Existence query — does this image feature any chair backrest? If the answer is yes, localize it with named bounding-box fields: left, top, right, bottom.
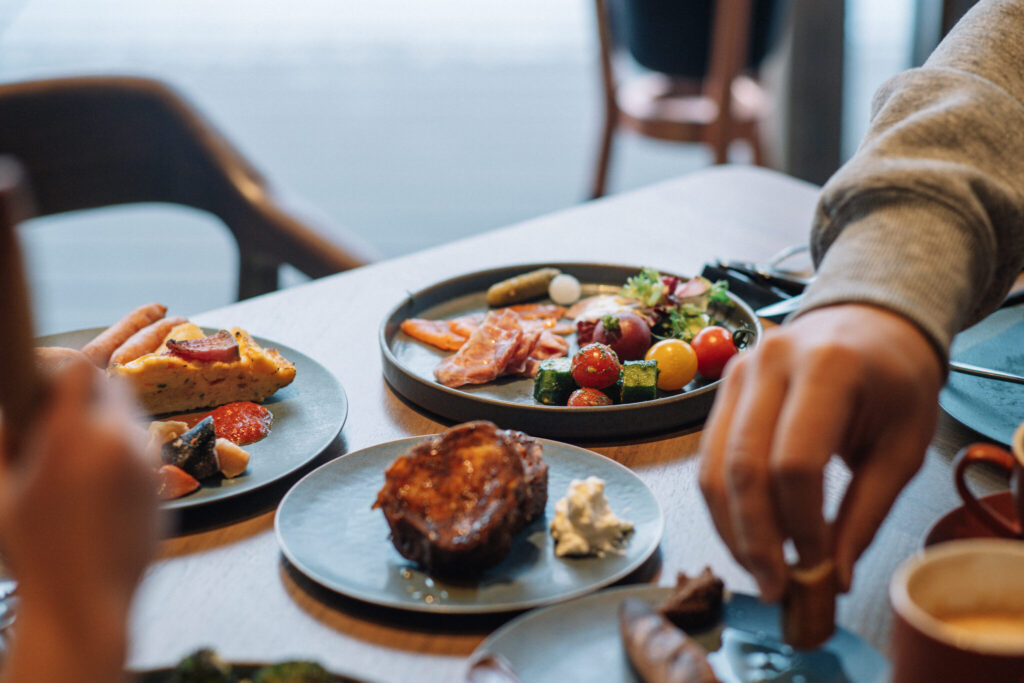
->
left=0, top=75, right=376, bottom=299
left=613, top=0, right=780, bottom=79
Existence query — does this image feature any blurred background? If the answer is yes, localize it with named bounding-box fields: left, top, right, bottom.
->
left=1, top=0, right=945, bottom=334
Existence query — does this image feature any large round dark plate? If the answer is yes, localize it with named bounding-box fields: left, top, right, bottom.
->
left=275, top=435, right=663, bottom=614
left=39, top=328, right=348, bottom=510
left=469, top=584, right=889, bottom=682
left=379, top=263, right=762, bottom=440
left=941, top=303, right=1024, bottom=445
left=133, top=663, right=365, bottom=682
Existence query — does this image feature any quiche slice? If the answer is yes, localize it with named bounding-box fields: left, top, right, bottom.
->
left=108, top=323, right=296, bottom=414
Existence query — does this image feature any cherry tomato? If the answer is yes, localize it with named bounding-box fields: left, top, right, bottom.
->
left=570, top=343, right=621, bottom=389
left=567, top=387, right=613, bottom=407
left=691, top=326, right=737, bottom=380
left=644, top=339, right=697, bottom=391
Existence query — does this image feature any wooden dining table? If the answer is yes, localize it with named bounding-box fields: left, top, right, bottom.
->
left=127, top=165, right=1006, bottom=682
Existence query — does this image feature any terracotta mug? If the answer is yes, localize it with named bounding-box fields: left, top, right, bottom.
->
left=890, top=539, right=1024, bottom=682
left=953, top=422, right=1024, bottom=538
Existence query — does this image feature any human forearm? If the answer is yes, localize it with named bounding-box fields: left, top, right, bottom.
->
left=804, top=0, right=1024, bottom=354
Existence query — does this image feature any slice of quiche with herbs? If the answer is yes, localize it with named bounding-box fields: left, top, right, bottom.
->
left=108, top=323, right=296, bottom=414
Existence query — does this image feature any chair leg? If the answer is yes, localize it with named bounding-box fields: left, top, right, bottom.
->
left=750, top=131, right=765, bottom=166
left=589, top=116, right=615, bottom=200
left=237, top=252, right=280, bottom=300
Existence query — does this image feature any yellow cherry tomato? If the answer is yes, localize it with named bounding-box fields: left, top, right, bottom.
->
left=644, top=339, right=698, bottom=391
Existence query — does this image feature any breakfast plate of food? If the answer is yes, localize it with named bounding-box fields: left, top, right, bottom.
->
left=37, top=304, right=348, bottom=510
left=274, top=422, right=663, bottom=614
left=468, top=580, right=889, bottom=682
left=379, top=263, right=761, bottom=440
left=940, top=302, right=1024, bottom=446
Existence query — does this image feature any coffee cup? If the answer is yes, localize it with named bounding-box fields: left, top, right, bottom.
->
left=953, top=422, right=1024, bottom=538
left=890, top=539, right=1024, bottom=682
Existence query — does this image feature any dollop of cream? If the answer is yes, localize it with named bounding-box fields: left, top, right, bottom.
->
left=550, top=476, right=634, bottom=557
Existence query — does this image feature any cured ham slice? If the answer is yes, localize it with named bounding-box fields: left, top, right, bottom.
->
left=434, top=310, right=523, bottom=387
left=433, top=309, right=569, bottom=387
left=401, top=319, right=467, bottom=351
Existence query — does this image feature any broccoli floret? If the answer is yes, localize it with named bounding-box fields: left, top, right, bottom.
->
left=251, top=661, right=331, bottom=683
left=171, top=648, right=235, bottom=683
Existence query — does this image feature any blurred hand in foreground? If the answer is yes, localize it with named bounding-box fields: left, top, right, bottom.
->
left=0, top=360, right=159, bottom=683
left=699, top=303, right=944, bottom=601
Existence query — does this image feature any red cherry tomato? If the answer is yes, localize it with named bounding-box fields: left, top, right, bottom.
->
left=567, top=387, right=613, bottom=407
left=691, top=326, right=737, bottom=380
left=570, top=343, right=621, bottom=389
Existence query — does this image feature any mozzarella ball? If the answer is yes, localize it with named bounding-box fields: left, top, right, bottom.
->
left=548, top=274, right=582, bottom=305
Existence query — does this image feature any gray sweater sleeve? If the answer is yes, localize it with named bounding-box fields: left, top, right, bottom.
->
left=797, top=0, right=1024, bottom=360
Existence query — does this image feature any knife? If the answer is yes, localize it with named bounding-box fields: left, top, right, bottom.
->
left=950, top=361, right=1024, bottom=385
left=755, top=294, right=805, bottom=319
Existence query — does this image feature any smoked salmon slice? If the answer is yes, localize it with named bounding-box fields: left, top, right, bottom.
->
left=401, top=318, right=467, bottom=351
left=506, top=304, right=566, bottom=320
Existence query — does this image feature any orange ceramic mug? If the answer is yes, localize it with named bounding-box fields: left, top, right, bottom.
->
left=953, top=422, right=1024, bottom=538
left=889, top=539, right=1024, bottom=683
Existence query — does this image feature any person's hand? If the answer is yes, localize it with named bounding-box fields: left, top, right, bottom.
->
left=0, top=360, right=159, bottom=683
left=698, top=303, right=944, bottom=601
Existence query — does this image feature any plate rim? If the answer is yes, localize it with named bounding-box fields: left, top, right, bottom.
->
left=274, top=433, right=665, bottom=615
left=377, top=262, right=762, bottom=438
left=37, top=326, right=348, bottom=510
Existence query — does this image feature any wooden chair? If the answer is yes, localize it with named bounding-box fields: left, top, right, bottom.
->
left=591, top=0, right=772, bottom=198
left=0, top=75, right=377, bottom=300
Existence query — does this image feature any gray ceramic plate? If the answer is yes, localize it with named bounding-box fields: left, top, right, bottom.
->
left=470, top=584, right=889, bottom=682
left=274, top=435, right=663, bottom=614
left=940, top=304, right=1024, bottom=445
left=38, top=327, right=348, bottom=510
left=379, top=263, right=762, bottom=441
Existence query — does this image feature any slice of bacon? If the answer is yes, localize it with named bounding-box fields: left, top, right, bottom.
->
left=434, top=310, right=523, bottom=387
left=166, top=330, right=240, bottom=362
left=401, top=318, right=467, bottom=351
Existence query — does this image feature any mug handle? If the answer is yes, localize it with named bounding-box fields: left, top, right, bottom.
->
left=953, top=443, right=1022, bottom=537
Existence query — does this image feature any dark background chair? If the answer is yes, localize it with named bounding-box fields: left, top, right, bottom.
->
left=0, top=75, right=377, bottom=301
left=591, top=0, right=785, bottom=198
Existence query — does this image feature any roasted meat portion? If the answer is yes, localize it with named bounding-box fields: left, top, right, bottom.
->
left=373, top=421, right=548, bottom=576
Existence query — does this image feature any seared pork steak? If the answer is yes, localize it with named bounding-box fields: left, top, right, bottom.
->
left=373, top=421, right=548, bottom=576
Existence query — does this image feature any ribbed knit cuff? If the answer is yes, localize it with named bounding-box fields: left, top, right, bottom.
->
left=794, top=198, right=987, bottom=365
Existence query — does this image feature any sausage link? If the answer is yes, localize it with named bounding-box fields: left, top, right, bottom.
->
left=109, top=315, right=187, bottom=366
left=81, top=302, right=167, bottom=367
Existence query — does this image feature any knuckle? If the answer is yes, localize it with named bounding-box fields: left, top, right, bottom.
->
left=771, top=452, right=818, bottom=489
left=725, top=449, right=768, bottom=494
left=758, top=334, right=791, bottom=360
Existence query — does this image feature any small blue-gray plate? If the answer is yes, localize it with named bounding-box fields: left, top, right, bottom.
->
left=38, top=327, right=347, bottom=511
left=470, top=584, right=889, bottom=682
left=274, top=436, right=663, bottom=614
left=941, top=304, right=1024, bottom=445
left=379, top=263, right=762, bottom=441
